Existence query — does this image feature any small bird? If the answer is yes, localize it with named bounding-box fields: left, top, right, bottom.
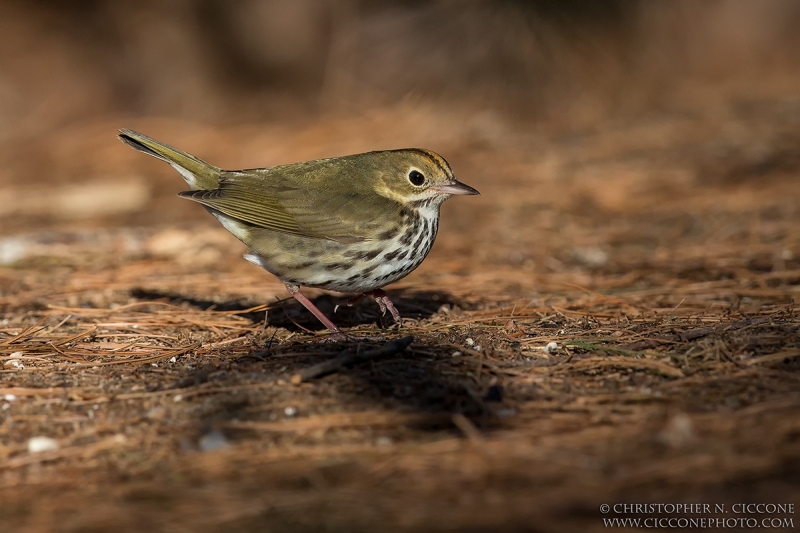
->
left=118, top=129, right=479, bottom=338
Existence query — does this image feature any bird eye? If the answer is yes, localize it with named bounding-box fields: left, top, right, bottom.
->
left=408, top=170, right=425, bottom=186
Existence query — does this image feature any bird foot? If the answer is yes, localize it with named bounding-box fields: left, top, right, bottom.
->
left=285, top=283, right=402, bottom=340
left=333, top=291, right=402, bottom=326
left=369, top=290, right=403, bottom=325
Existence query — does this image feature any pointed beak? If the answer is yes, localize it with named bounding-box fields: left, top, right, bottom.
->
left=432, top=180, right=480, bottom=196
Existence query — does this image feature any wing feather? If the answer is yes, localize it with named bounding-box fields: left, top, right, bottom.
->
left=178, top=158, right=400, bottom=244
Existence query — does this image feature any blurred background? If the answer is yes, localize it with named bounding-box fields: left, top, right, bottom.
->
left=2, top=4, right=800, bottom=531
left=1, top=0, right=800, bottom=270
left=2, top=0, right=799, bottom=127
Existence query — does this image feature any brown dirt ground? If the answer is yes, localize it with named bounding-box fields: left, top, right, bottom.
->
left=1, top=95, right=800, bottom=532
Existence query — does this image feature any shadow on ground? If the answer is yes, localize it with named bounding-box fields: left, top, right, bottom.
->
left=129, top=287, right=487, bottom=440
left=130, top=287, right=460, bottom=331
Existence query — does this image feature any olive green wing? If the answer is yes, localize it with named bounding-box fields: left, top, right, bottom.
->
left=178, top=160, right=400, bottom=244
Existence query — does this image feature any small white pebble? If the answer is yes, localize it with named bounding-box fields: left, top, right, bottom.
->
left=146, top=406, right=166, bottom=419
left=168, top=356, right=177, bottom=363
left=198, top=429, right=229, bottom=452
left=28, top=436, right=59, bottom=453
left=284, top=406, right=297, bottom=417
left=150, top=363, right=158, bottom=368
left=1, top=403, right=9, bottom=411
left=10, top=351, right=23, bottom=358
left=5, top=359, right=24, bottom=370
left=132, top=324, right=139, bottom=329
left=474, top=345, right=482, bottom=351
left=376, top=436, right=393, bottom=446
left=544, top=341, right=558, bottom=354
left=173, top=394, right=183, bottom=402
left=4, top=394, right=17, bottom=402
left=465, top=338, right=475, bottom=346
left=659, top=413, right=694, bottom=448
left=452, top=351, right=462, bottom=357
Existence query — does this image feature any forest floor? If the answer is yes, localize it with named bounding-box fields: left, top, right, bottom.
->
left=1, top=93, right=799, bottom=532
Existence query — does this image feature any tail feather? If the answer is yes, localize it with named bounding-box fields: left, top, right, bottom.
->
left=118, top=129, right=220, bottom=190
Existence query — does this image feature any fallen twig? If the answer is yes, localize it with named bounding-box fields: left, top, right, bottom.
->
left=745, top=349, right=800, bottom=366
left=558, top=356, right=685, bottom=378
left=291, top=336, right=414, bottom=383
left=623, top=317, right=771, bottom=351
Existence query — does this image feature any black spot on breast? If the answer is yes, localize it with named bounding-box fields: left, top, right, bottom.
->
left=384, top=249, right=401, bottom=261
left=326, top=261, right=355, bottom=271
left=409, top=198, right=435, bottom=209
left=292, top=261, right=316, bottom=269
left=411, top=230, right=426, bottom=252
left=400, top=224, right=416, bottom=246
left=399, top=214, right=422, bottom=246
left=345, top=249, right=381, bottom=261
left=364, top=249, right=381, bottom=261
left=377, top=265, right=411, bottom=282
left=360, top=264, right=378, bottom=277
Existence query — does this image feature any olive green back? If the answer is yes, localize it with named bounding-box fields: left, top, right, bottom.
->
left=181, top=154, right=405, bottom=244
left=118, top=129, right=431, bottom=244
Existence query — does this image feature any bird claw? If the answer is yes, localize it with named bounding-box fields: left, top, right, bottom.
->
left=337, top=294, right=365, bottom=314
left=369, top=290, right=402, bottom=325
left=326, top=290, right=404, bottom=333
left=386, top=302, right=402, bottom=325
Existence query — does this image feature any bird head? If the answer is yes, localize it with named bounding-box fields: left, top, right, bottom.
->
left=372, top=148, right=479, bottom=206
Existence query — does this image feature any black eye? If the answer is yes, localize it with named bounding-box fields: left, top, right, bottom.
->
left=408, top=170, right=425, bottom=186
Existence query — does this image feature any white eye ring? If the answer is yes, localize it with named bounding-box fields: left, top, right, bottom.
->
left=408, top=169, right=425, bottom=186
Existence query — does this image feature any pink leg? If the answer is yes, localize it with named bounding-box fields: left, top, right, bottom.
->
left=370, top=289, right=402, bottom=325
left=284, top=283, right=342, bottom=334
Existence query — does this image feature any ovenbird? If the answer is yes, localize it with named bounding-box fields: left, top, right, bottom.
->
left=118, top=129, right=478, bottom=337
